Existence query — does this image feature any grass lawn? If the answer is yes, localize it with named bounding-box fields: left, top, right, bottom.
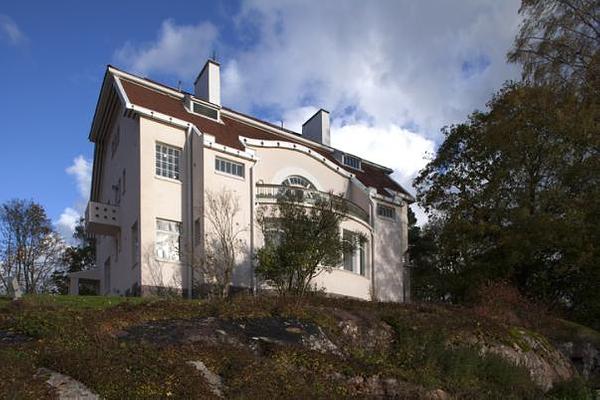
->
left=17, top=294, right=150, bottom=309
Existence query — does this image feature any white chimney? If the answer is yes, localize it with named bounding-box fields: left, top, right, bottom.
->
left=194, top=59, right=221, bottom=106
left=302, top=109, right=330, bottom=146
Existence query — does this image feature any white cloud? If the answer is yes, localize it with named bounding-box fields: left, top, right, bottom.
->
left=223, top=0, right=521, bottom=137
left=56, top=207, right=80, bottom=241
left=66, top=155, right=92, bottom=199
left=57, top=156, right=92, bottom=241
left=114, top=19, right=218, bottom=81
left=0, top=14, right=26, bottom=45
left=331, top=122, right=435, bottom=192
left=113, top=1, right=523, bottom=223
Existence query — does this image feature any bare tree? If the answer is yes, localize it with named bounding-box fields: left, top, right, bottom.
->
left=143, top=243, right=184, bottom=297
left=197, top=189, right=246, bottom=298
left=0, top=199, right=65, bottom=294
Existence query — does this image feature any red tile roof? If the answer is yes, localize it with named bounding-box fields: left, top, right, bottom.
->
left=119, top=77, right=410, bottom=198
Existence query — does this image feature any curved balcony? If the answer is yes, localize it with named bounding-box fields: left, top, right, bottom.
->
left=255, top=184, right=369, bottom=223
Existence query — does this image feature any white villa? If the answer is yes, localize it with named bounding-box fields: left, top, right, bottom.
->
left=68, top=60, right=414, bottom=302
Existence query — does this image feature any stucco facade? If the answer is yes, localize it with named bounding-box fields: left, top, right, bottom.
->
left=71, top=61, right=414, bottom=302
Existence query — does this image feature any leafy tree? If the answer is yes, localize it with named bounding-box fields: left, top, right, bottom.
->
left=0, top=199, right=65, bottom=294
left=407, top=210, right=446, bottom=302
left=256, top=190, right=358, bottom=297
left=52, top=218, right=96, bottom=294
left=414, top=82, right=600, bottom=328
left=508, top=0, right=599, bottom=93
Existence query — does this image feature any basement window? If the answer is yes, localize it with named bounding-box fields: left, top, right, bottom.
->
left=192, top=101, right=219, bottom=120
left=343, top=154, right=361, bottom=170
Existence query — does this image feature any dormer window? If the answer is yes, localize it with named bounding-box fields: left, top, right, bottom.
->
left=192, top=101, right=219, bottom=120
left=343, top=154, right=361, bottom=170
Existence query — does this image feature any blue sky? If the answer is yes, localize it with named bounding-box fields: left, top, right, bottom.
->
left=0, top=1, right=241, bottom=236
left=0, top=0, right=521, bottom=236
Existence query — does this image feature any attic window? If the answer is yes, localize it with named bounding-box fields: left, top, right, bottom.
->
left=192, top=101, right=219, bottom=120
left=343, top=154, right=361, bottom=170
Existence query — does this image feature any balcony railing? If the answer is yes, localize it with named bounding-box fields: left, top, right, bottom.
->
left=85, top=201, right=120, bottom=236
left=255, top=184, right=369, bottom=223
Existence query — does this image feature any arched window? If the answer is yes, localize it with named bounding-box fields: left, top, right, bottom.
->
left=279, top=175, right=317, bottom=201
left=281, top=175, right=315, bottom=189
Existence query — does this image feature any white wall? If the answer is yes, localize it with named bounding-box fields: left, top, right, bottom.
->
left=95, top=112, right=141, bottom=296
left=201, top=148, right=255, bottom=289
left=138, top=117, right=189, bottom=293
left=94, top=109, right=408, bottom=302
left=372, top=201, right=408, bottom=302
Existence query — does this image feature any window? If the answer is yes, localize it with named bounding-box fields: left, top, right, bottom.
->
left=131, top=221, right=139, bottom=268
left=155, top=218, right=181, bottom=261
left=192, top=102, right=219, bottom=120
left=262, top=217, right=283, bottom=246
left=282, top=175, right=315, bottom=189
left=111, top=126, right=120, bottom=158
left=194, top=218, right=201, bottom=246
left=377, top=204, right=396, bottom=220
left=114, top=179, right=121, bottom=205
left=155, top=143, right=181, bottom=180
left=104, top=257, right=111, bottom=295
left=343, top=154, right=361, bottom=170
left=343, top=230, right=368, bottom=275
left=114, top=233, right=120, bottom=262
left=343, top=230, right=355, bottom=272
left=215, top=156, right=244, bottom=178
left=359, top=241, right=366, bottom=276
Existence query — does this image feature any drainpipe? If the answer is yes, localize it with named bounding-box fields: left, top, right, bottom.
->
left=369, top=193, right=376, bottom=301
left=187, top=125, right=194, bottom=299
left=249, top=164, right=256, bottom=294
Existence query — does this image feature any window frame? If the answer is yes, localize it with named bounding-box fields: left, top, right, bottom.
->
left=342, top=154, right=361, bottom=170
left=155, top=218, right=181, bottom=262
left=343, top=230, right=355, bottom=272
left=342, top=230, right=368, bottom=276
left=376, top=203, right=396, bottom=220
left=111, top=126, right=120, bottom=159
left=215, top=156, right=245, bottom=178
left=131, top=221, right=139, bottom=269
left=191, top=101, right=220, bottom=121
left=281, top=175, right=315, bottom=189
left=155, top=143, right=181, bottom=181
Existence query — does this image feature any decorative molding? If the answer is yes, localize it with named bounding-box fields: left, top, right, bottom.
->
left=239, top=136, right=354, bottom=179
left=204, top=134, right=258, bottom=161
left=371, top=192, right=405, bottom=206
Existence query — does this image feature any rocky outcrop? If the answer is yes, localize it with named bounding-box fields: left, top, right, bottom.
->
left=35, top=368, right=100, bottom=400
left=331, top=308, right=394, bottom=354
left=187, top=360, right=225, bottom=398
left=122, top=316, right=340, bottom=356
left=557, top=340, right=600, bottom=383
left=473, top=328, right=576, bottom=392
left=119, top=311, right=590, bottom=395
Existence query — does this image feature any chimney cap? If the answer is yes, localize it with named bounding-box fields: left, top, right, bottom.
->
left=301, top=108, right=330, bottom=127
left=194, top=59, right=221, bottom=85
